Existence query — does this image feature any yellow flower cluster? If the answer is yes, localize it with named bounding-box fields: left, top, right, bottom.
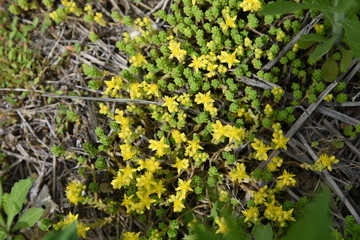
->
left=65, top=180, right=86, bottom=205
left=129, top=53, right=148, bottom=67
left=302, top=153, right=339, bottom=172
left=104, top=75, right=123, bottom=97
left=162, top=96, right=179, bottom=113
left=112, top=160, right=166, bottom=214
left=61, top=0, right=82, bottom=16
left=264, top=201, right=295, bottom=227
left=187, top=51, right=232, bottom=78
left=128, top=82, right=160, bottom=99
left=168, top=179, right=193, bottom=212
left=229, top=163, right=250, bottom=183
left=211, top=120, right=246, bottom=143
left=54, top=213, right=90, bottom=238
left=240, top=0, right=262, bottom=12
left=194, top=91, right=218, bottom=117
left=94, top=12, right=107, bottom=26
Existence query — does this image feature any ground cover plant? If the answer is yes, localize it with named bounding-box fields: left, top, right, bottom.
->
left=0, top=0, right=360, bottom=239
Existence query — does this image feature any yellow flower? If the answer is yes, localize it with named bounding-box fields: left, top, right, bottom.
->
left=267, top=156, right=283, bottom=172
left=317, top=153, right=339, bottom=171
left=225, top=14, right=237, bottom=28
left=122, top=232, right=141, bottom=240
left=176, top=179, right=193, bottom=199
left=65, top=180, right=85, bottom=205
left=188, top=55, right=207, bottom=72
left=99, top=103, right=110, bottom=115
left=171, top=130, right=187, bottom=144
left=272, top=130, right=290, bottom=150
left=185, top=139, right=203, bottom=157
left=229, top=163, right=250, bottom=183
left=138, top=157, right=161, bottom=173
left=148, top=137, right=170, bottom=157
left=77, top=222, right=90, bottom=238
left=151, top=179, right=166, bottom=198
left=264, top=104, right=273, bottom=116
left=242, top=206, right=259, bottom=223
left=104, top=75, right=123, bottom=96
left=129, top=53, right=148, bottom=67
left=215, top=217, right=229, bottom=234
left=120, top=143, right=136, bottom=160
left=277, top=170, right=296, bottom=188
left=324, top=94, right=333, bottom=102
left=137, top=193, right=156, bottom=210
left=162, top=96, right=179, bottom=113
left=94, top=12, right=106, bottom=26
left=194, top=91, right=215, bottom=105
left=168, top=194, right=186, bottom=212
left=168, top=40, right=187, bottom=62
left=240, top=0, right=262, bottom=12
left=172, top=157, right=190, bottom=174
left=136, top=172, right=155, bottom=191
left=253, top=186, right=268, bottom=205
left=251, top=138, right=272, bottom=161
left=217, top=51, right=240, bottom=69
left=211, top=120, right=227, bottom=142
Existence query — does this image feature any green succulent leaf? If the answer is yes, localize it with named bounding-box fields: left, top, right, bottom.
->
left=12, top=207, right=44, bottom=231
left=309, top=36, right=337, bottom=62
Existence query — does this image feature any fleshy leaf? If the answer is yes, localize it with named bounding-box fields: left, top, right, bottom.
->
left=339, top=47, right=354, bottom=72
left=300, top=33, right=327, bottom=42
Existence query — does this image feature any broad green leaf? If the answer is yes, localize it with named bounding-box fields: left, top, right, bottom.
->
left=336, top=0, right=358, bottom=15
left=4, top=179, right=33, bottom=230
left=321, top=55, right=339, bottom=82
left=253, top=224, right=273, bottom=240
left=300, top=33, right=327, bottom=42
left=343, top=37, right=360, bottom=61
left=0, top=229, right=6, bottom=240
left=210, top=201, right=219, bottom=219
left=309, top=36, right=337, bottom=62
left=339, top=47, right=354, bottom=72
left=297, top=39, right=317, bottom=49
left=284, top=190, right=334, bottom=240
left=342, top=19, right=360, bottom=60
left=41, top=222, right=78, bottom=240
left=12, top=207, right=44, bottom=231
left=0, top=181, right=3, bottom=207
left=259, top=2, right=311, bottom=15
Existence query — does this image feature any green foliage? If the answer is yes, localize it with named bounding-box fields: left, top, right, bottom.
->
left=41, top=222, right=78, bottom=240
left=0, top=179, right=44, bottom=239
left=260, top=0, right=360, bottom=61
